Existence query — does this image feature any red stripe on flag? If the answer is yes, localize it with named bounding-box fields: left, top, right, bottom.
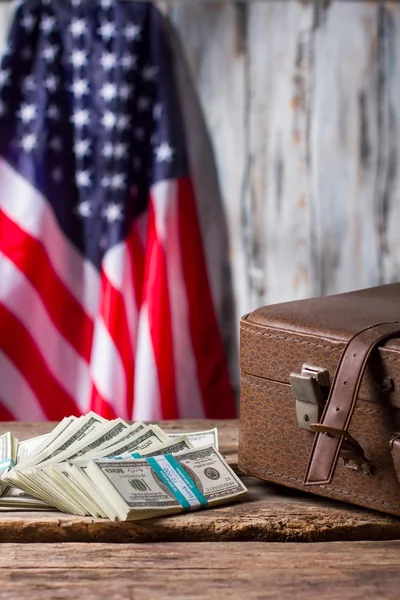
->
left=98, top=271, right=134, bottom=418
left=126, top=227, right=145, bottom=417
left=0, top=398, right=14, bottom=421
left=177, top=177, right=236, bottom=418
left=89, top=384, right=117, bottom=421
left=144, top=201, right=179, bottom=419
left=0, top=210, right=94, bottom=362
left=0, top=304, right=81, bottom=420
left=127, top=224, right=145, bottom=311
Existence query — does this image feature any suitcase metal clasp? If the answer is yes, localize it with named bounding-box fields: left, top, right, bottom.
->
left=290, top=364, right=329, bottom=432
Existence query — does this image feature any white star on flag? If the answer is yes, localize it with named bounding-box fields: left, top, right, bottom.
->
left=100, top=83, right=117, bottom=101
left=100, top=52, right=117, bottom=71
left=102, top=111, right=117, bottom=129
left=121, top=54, right=137, bottom=70
left=110, top=174, right=126, bottom=190
left=101, top=0, right=113, bottom=8
left=21, top=133, right=37, bottom=153
left=18, top=103, right=36, bottom=123
left=41, top=16, right=56, bottom=33
left=71, top=109, right=90, bottom=128
left=42, top=45, right=57, bottom=62
left=71, top=78, right=89, bottom=98
left=45, top=75, right=58, bottom=92
left=99, top=21, right=116, bottom=40
left=114, top=143, right=128, bottom=159
left=75, top=139, right=91, bottom=158
left=76, top=170, right=91, bottom=188
left=124, top=24, right=141, bottom=41
left=70, top=19, right=87, bottom=37
left=47, top=105, right=60, bottom=120
left=103, top=202, right=124, bottom=221
left=102, top=143, right=114, bottom=158
left=21, top=14, right=36, bottom=31
left=71, top=50, right=87, bottom=68
left=155, top=142, right=174, bottom=163
left=142, top=65, right=158, bottom=82
left=75, top=200, right=92, bottom=218
left=119, top=84, right=133, bottom=101
left=22, top=75, right=36, bottom=91
left=117, top=114, right=130, bottom=131
left=101, top=176, right=110, bottom=188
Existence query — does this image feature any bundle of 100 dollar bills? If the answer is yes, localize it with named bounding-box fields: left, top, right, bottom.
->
left=0, top=413, right=247, bottom=521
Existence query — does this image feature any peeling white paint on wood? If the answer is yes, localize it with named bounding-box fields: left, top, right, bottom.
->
left=168, top=0, right=400, bottom=320
left=246, top=2, right=314, bottom=307
left=310, top=2, right=382, bottom=296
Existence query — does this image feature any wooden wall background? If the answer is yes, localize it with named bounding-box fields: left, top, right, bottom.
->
left=1, top=0, right=400, bottom=325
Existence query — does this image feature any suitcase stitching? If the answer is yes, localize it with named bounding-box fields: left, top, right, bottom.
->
left=239, top=464, right=400, bottom=509
left=241, top=325, right=400, bottom=362
left=242, top=378, right=387, bottom=414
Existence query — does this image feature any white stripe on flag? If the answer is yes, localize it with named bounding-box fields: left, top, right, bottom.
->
left=103, top=242, right=139, bottom=351
left=0, top=158, right=100, bottom=319
left=151, top=180, right=205, bottom=418
left=89, top=317, right=127, bottom=418
left=0, top=251, right=91, bottom=414
left=0, top=350, right=48, bottom=421
left=133, top=303, right=162, bottom=420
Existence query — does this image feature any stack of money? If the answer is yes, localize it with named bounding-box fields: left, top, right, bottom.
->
left=0, top=413, right=247, bottom=521
left=0, top=432, right=18, bottom=495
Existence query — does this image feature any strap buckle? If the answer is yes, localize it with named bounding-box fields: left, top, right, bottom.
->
left=309, top=424, right=372, bottom=475
left=290, top=364, right=329, bottom=432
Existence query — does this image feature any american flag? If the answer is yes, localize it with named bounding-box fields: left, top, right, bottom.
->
left=0, top=0, right=236, bottom=421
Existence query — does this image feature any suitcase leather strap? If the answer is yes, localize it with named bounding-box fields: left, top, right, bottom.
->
left=304, top=321, right=400, bottom=486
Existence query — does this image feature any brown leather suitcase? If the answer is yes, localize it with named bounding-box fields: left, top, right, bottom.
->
left=238, top=283, right=400, bottom=516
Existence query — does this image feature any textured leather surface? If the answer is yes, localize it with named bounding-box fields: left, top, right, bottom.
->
left=247, top=284, right=400, bottom=346
left=239, top=284, right=400, bottom=516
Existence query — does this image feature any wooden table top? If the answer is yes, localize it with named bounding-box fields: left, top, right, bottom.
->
left=1, top=419, right=399, bottom=599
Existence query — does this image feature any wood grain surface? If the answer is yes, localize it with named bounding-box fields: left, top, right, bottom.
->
left=166, top=0, right=400, bottom=319
left=1, top=420, right=400, bottom=544
left=0, top=541, right=399, bottom=600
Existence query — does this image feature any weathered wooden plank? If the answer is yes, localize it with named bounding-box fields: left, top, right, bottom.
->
left=169, top=0, right=400, bottom=317
left=380, top=2, right=400, bottom=285
left=1, top=421, right=400, bottom=543
left=1, top=478, right=400, bottom=543
left=0, top=541, right=399, bottom=600
left=310, top=1, right=383, bottom=296
left=246, top=1, right=314, bottom=306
